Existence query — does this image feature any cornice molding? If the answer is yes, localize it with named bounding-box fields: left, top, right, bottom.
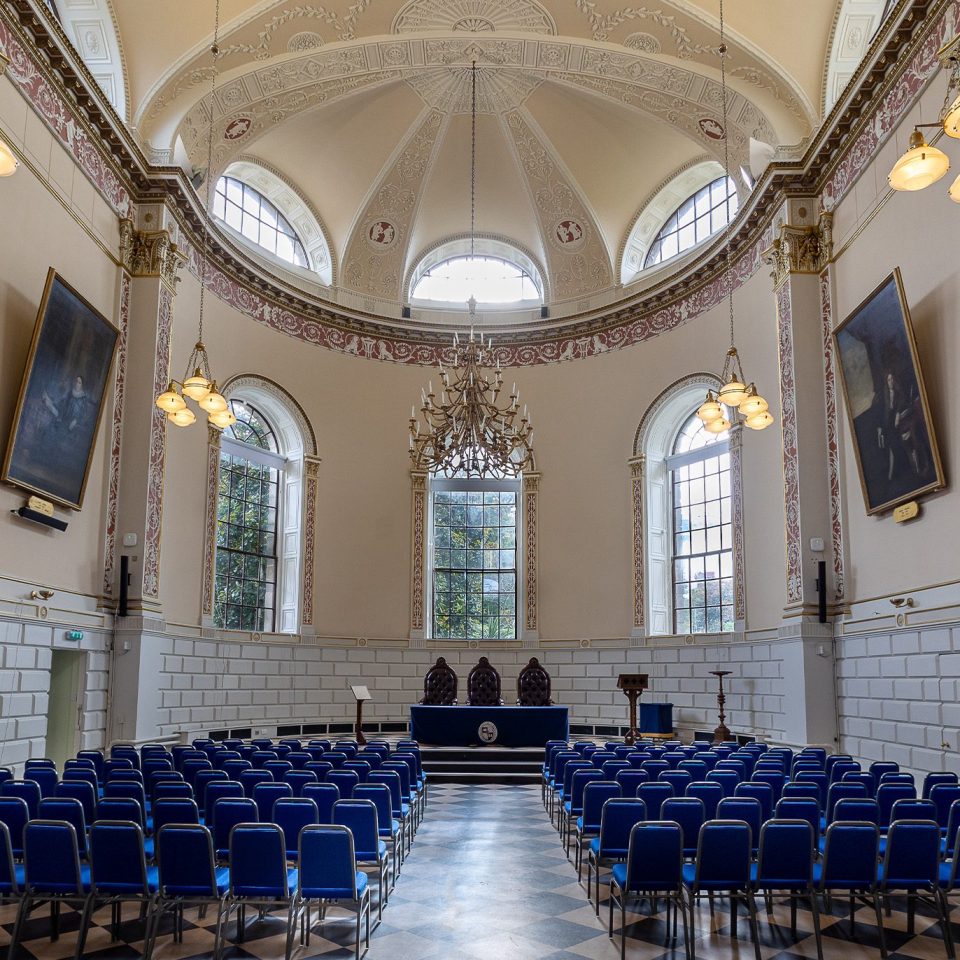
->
left=0, top=0, right=950, bottom=366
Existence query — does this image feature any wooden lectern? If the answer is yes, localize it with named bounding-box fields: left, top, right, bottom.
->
left=617, top=673, right=649, bottom=746
left=351, top=684, right=371, bottom=746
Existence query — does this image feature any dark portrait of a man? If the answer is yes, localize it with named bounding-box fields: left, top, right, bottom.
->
left=3, top=270, right=118, bottom=509
left=834, top=270, right=943, bottom=515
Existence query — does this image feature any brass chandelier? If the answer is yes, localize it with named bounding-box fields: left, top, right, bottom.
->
left=408, top=62, right=535, bottom=478
left=155, top=0, right=235, bottom=431
left=695, top=0, right=774, bottom=435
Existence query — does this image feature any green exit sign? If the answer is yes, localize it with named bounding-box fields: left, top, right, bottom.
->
left=65, top=630, right=83, bottom=642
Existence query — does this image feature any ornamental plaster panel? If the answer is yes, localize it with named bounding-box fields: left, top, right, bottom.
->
left=302, top=456, right=321, bottom=627
left=523, top=472, right=540, bottom=634
left=405, top=65, right=542, bottom=114
left=201, top=427, right=222, bottom=621
left=102, top=272, right=130, bottom=599
left=340, top=109, right=447, bottom=297
left=500, top=109, right=612, bottom=299
left=392, top=0, right=555, bottom=35
left=629, top=456, right=645, bottom=631
left=409, top=471, right=427, bottom=633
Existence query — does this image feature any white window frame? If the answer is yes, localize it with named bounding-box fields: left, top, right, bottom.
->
left=426, top=475, right=524, bottom=641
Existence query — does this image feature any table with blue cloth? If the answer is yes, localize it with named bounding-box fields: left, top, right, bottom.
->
left=409, top=705, right=569, bottom=747
left=639, top=702, right=673, bottom=735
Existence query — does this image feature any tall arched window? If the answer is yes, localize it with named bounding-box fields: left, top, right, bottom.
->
left=214, top=400, right=283, bottom=631
left=669, top=412, right=733, bottom=634
left=644, top=177, right=738, bottom=269
left=214, top=176, right=309, bottom=268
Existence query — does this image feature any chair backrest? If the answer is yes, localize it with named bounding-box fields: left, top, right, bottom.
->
left=517, top=656, right=552, bottom=706
left=826, top=782, right=869, bottom=822
left=343, top=761, right=371, bottom=784
left=54, top=780, right=97, bottom=824
left=157, top=823, right=220, bottom=895
left=597, top=798, right=646, bottom=858
left=467, top=656, right=502, bottom=706
left=734, top=782, right=773, bottom=821
left=829, top=761, right=861, bottom=784
left=569, top=769, right=603, bottom=810
left=222, top=759, right=252, bottom=780
left=880, top=773, right=916, bottom=787
left=77, top=750, right=105, bottom=782
left=154, top=781, right=195, bottom=803
left=755, top=819, right=814, bottom=888
left=421, top=656, right=458, bottom=705
left=0, top=821, right=19, bottom=894
left=105, top=757, right=135, bottom=778
left=833, top=797, right=880, bottom=826
left=103, top=781, right=147, bottom=813
left=774, top=797, right=820, bottom=837
left=333, top=799, right=381, bottom=860
left=0, top=796, right=29, bottom=857
left=706, top=770, right=739, bottom=797
left=636, top=783, right=674, bottom=819
left=204, top=781, right=244, bottom=822
left=355, top=785, right=394, bottom=836
left=273, top=798, right=320, bottom=857
left=841, top=771, right=877, bottom=794
left=685, top=781, right=723, bottom=819
left=881, top=819, right=941, bottom=889
left=37, top=798, right=86, bottom=856
left=24, top=820, right=84, bottom=894
left=355, top=752, right=383, bottom=770
left=716, top=760, right=747, bottom=780
left=252, top=783, right=293, bottom=821
left=870, top=761, right=900, bottom=779
left=23, top=767, right=58, bottom=799
left=660, top=770, right=692, bottom=795
left=614, top=770, right=648, bottom=797
left=877, top=783, right=917, bottom=828
left=623, top=821, right=683, bottom=893
left=90, top=820, right=150, bottom=894
left=251, top=751, right=279, bottom=767
left=153, top=798, right=200, bottom=833
left=923, top=772, right=959, bottom=799
left=929, top=784, right=960, bottom=829
left=562, top=761, right=593, bottom=796
left=327, top=770, right=360, bottom=801
left=640, top=760, right=669, bottom=780
left=691, top=820, right=752, bottom=890
left=0, top=780, right=41, bottom=819
left=717, top=798, right=762, bottom=851
left=286, top=752, right=312, bottom=771
left=751, top=771, right=786, bottom=802
left=212, top=797, right=258, bottom=856
left=334, top=743, right=358, bottom=759
left=302, top=783, right=340, bottom=824
left=661, top=797, right=705, bottom=855
left=890, top=798, right=937, bottom=822
left=794, top=772, right=829, bottom=808
left=283, top=770, right=319, bottom=797
left=678, top=760, right=708, bottom=781
left=297, top=824, right=359, bottom=899
left=230, top=822, right=292, bottom=897
left=96, top=797, right=144, bottom=830
left=239, top=769, right=275, bottom=797
left=819, top=821, right=880, bottom=890
left=580, top=782, right=621, bottom=831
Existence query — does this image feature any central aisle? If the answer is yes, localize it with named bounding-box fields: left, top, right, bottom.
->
left=362, top=782, right=619, bottom=960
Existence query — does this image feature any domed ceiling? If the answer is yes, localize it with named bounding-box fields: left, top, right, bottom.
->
left=114, top=0, right=840, bottom=311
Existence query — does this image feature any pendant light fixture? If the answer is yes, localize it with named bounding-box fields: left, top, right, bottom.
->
left=888, top=40, right=960, bottom=200
left=0, top=138, right=18, bottom=176
left=155, top=0, right=235, bottom=431
left=695, top=0, right=773, bottom=435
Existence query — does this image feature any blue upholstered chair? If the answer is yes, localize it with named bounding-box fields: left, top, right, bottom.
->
left=586, top=798, right=646, bottom=915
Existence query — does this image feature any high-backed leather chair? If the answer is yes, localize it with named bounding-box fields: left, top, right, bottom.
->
left=420, top=657, right=458, bottom=705
left=517, top=656, right=553, bottom=706
left=467, top=657, right=502, bottom=706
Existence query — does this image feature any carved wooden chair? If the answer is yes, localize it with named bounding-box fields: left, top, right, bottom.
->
left=467, top=657, right=503, bottom=706
left=517, top=656, right=553, bottom=706
left=420, top=657, right=458, bottom=705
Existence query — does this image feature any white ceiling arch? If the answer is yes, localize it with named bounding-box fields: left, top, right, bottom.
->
left=823, top=0, right=894, bottom=114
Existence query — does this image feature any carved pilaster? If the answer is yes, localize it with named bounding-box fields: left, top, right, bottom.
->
left=522, top=471, right=541, bottom=639
left=409, top=471, right=428, bottom=638
left=728, top=427, right=747, bottom=628
left=628, top=455, right=645, bottom=636
left=301, top=456, right=322, bottom=630
left=200, top=425, right=223, bottom=625
left=119, top=218, right=186, bottom=290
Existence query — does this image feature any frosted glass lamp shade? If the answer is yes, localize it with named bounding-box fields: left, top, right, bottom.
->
left=943, top=94, right=960, bottom=138
left=208, top=409, right=237, bottom=429
left=697, top=393, right=723, bottom=423
left=739, top=387, right=769, bottom=417
left=888, top=130, right=950, bottom=191
left=745, top=411, right=774, bottom=430
left=167, top=407, right=196, bottom=427
left=718, top=379, right=749, bottom=407
left=156, top=384, right=186, bottom=413
left=182, top=371, right=211, bottom=401
left=0, top=138, right=18, bottom=177
left=199, top=389, right=228, bottom=413
left=949, top=173, right=960, bottom=203
left=705, top=416, right=731, bottom=434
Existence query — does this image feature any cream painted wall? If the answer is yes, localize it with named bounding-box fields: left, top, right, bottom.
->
left=830, top=78, right=960, bottom=604
left=160, top=255, right=788, bottom=638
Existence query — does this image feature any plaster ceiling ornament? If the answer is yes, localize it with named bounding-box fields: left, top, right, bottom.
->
left=392, top=0, right=556, bottom=36
left=623, top=32, right=661, bottom=54
left=224, top=116, right=252, bottom=140
left=406, top=65, right=542, bottom=114
left=287, top=31, right=325, bottom=52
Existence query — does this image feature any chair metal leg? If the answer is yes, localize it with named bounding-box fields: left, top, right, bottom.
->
left=874, top=894, right=889, bottom=960
left=810, top=891, right=825, bottom=960
left=73, top=894, right=94, bottom=960
left=746, top=892, right=763, bottom=960
left=679, top=891, right=692, bottom=960
left=688, top=890, right=698, bottom=960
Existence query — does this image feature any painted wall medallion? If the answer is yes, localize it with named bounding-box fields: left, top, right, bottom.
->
left=699, top=117, right=725, bottom=140
left=224, top=117, right=252, bottom=141
left=367, top=220, right=398, bottom=247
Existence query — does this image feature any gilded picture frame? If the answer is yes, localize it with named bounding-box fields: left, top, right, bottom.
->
left=833, top=268, right=945, bottom=516
left=2, top=268, right=119, bottom=510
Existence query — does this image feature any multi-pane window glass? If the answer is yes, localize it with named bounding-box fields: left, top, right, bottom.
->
left=432, top=489, right=517, bottom=639
left=671, top=412, right=734, bottom=634
left=644, top=177, right=739, bottom=269
left=213, top=176, right=309, bottom=268
left=412, top=256, right=541, bottom=304
left=214, top=400, right=280, bottom=632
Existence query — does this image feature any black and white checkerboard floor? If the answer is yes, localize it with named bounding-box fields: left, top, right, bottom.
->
left=1, top=783, right=957, bottom=959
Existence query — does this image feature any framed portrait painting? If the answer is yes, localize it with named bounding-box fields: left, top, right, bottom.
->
left=833, top=268, right=945, bottom=515
left=2, top=268, right=119, bottom=509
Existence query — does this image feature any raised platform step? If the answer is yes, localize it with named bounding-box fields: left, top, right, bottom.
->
left=421, top=745, right=543, bottom=784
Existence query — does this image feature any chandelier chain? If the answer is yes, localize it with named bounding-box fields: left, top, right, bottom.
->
left=470, top=60, right=477, bottom=261
left=718, top=0, right=736, bottom=350
left=197, top=0, right=221, bottom=346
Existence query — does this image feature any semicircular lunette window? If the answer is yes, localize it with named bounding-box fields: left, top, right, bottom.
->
left=412, top=256, right=542, bottom=306
left=644, top=176, right=738, bottom=270
left=214, top=176, right=309, bottom=269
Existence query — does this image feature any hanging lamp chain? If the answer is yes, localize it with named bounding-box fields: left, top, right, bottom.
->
left=470, top=59, right=477, bottom=261
left=197, top=0, right=221, bottom=348
left=718, top=0, right=736, bottom=352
